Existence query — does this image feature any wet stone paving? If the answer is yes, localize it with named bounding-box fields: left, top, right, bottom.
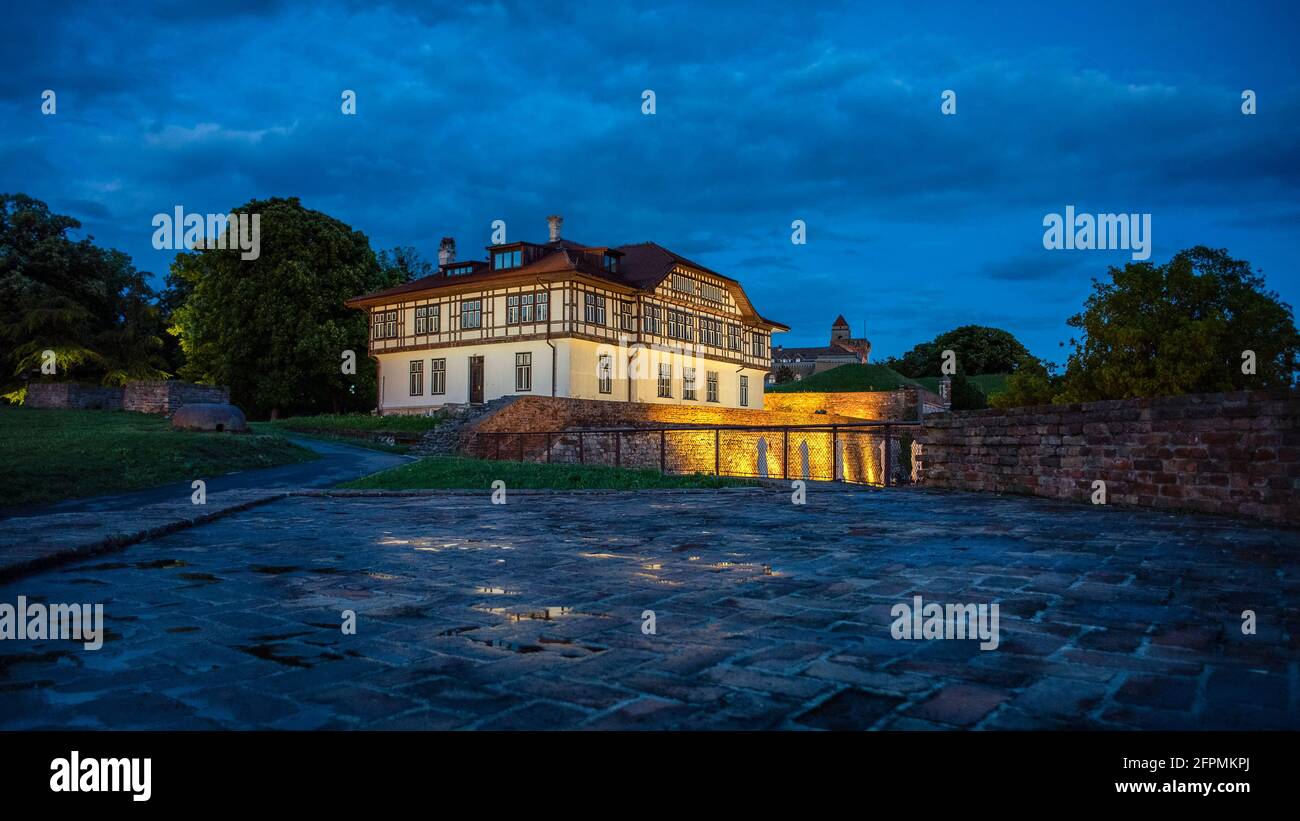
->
left=1, top=487, right=1298, bottom=730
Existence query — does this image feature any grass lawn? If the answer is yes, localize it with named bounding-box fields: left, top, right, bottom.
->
left=767, top=364, right=924, bottom=393
left=264, top=413, right=445, bottom=435
left=0, top=407, right=318, bottom=508
left=913, top=373, right=1010, bottom=398
left=341, top=456, right=759, bottom=490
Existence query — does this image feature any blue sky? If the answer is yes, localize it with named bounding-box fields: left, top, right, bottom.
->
left=4, top=0, right=1297, bottom=360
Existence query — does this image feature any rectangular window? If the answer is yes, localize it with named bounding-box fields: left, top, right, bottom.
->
left=643, top=304, right=662, bottom=335
left=700, top=282, right=725, bottom=303
left=520, top=292, right=534, bottom=323
left=383, top=310, right=397, bottom=339
left=372, top=312, right=384, bottom=339
left=671, top=273, right=695, bottom=294
left=415, top=306, right=435, bottom=334
left=700, top=317, right=721, bottom=346
left=584, top=292, right=606, bottom=325
left=430, top=358, right=446, bottom=394
left=445, top=263, right=475, bottom=276
left=506, top=295, right=520, bottom=325
left=667, top=309, right=693, bottom=341
left=461, top=299, right=482, bottom=329
left=536, top=291, right=549, bottom=322
left=409, top=360, right=423, bottom=396
left=598, top=354, right=612, bottom=394
left=740, top=375, right=749, bottom=407
left=604, top=253, right=619, bottom=273
left=620, top=301, right=635, bottom=332
left=682, top=367, right=697, bottom=401
left=752, top=332, right=767, bottom=359
left=427, top=305, right=440, bottom=333
left=515, top=352, right=532, bottom=391
left=493, top=249, right=521, bottom=270
left=657, top=363, right=672, bottom=398
left=728, top=324, right=742, bottom=351
left=706, top=371, right=719, bottom=402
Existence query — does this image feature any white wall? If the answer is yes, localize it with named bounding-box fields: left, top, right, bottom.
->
left=376, top=340, right=765, bottom=412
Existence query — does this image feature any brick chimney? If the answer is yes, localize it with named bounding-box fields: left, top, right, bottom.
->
left=546, top=214, right=563, bottom=242
left=438, top=237, right=455, bottom=266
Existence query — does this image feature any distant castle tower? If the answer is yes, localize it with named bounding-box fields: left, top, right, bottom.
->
left=830, top=314, right=852, bottom=344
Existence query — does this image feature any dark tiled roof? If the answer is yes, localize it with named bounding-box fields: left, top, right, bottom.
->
left=347, top=239, right=787, bottom=330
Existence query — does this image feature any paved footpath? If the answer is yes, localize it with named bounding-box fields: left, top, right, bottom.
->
left=0, top=438, right=410, bottom=579
left=0, top=436, right=410, bottom=520
left=1, top=487, right=1297, bottom=730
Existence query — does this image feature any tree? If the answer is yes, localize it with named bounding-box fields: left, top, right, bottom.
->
left=167, top=197, right=403, bottom=418
left=377, top=246, right=435, bottom=282
left=0, top=193, right=169, bottom=402
left=774, top=365, right=795, bottom=384
left=1058, top=247, right=1299, bottom=402
left=948, top=373, right=988, bottom=410
left=990, top=355, right=1059, bottom=408
left=891, top=325, right=1030, bottom=377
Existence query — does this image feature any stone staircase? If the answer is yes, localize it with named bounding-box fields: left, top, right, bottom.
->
left=411, top=396, right=517, bottom=457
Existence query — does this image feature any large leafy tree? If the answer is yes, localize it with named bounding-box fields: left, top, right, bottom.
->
left=1058, top=246, right=1298, bottom=402
left=168, top=197, right=402, bottom=418
left=0, top=193, right=169, bottom=402
left=887, top=325, right=1031, bottom=377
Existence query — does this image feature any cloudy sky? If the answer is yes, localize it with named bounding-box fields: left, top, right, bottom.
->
left=4, top=0, right=1297, bottom=359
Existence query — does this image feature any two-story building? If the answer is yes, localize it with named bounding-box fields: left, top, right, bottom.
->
left=346, top=216, right=787, bottom=414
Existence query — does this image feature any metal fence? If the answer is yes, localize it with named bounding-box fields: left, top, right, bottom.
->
left=464, top=421, right=921, bottom=487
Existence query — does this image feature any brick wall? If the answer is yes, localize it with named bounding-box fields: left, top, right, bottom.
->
left=24, top=381, right=229, bottom=415
left=764, top=387, right=931, bottom=421
left=123, top=381, right=229, bottom=414
left=469, top=395, right=865, bottom=435
left=461, top=395, right=903, bottom=483
left=25, top=382, right=124, bottom=410
left=916, top=389, right=1300, bottom=524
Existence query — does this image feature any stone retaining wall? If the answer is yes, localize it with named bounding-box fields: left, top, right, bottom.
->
left=915, top=389, right=1299, bottom=524
left=123, top=381, right=229, bottom=414
left=764, top=387, right=937, bottom=420
left=24, top=380, right=229, bottom=415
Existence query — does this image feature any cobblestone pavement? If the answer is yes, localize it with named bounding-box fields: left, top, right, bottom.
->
left=2, top=487, right=1298, bottom=730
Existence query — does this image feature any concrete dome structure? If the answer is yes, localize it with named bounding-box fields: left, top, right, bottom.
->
left=170, top=403, right=248, bottom=433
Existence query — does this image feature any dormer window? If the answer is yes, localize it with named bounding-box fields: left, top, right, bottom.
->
left=445, top=263, right=475, bottom=276
left=603, top=252, right=619, bottom=273
left=493, top=249, right=522, bottom=270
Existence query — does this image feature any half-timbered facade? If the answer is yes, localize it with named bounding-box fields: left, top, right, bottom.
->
left=346, top=216, right=787, bottom=413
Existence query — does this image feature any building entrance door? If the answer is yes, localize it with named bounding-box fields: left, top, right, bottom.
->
left=469, top=356, right=484, bottom=404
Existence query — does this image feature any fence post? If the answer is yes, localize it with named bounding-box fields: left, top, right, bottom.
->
left=578, top=431, right=584, bottom=464
left=883, top=424, right=892, bottom=488
left=546, top=432, right=552, bottom=463
left=783, top=428, right=789, bottom=480
left=660, top=429, right=666, bottom=474
left=832, top=425, right=839, bottom=482
left=615, top=431, right=621, bottom=468
left=714, top=429, right=720, bottom=476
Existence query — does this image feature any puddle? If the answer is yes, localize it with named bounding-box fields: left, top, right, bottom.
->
left=135, top=559, right=188, bottom=570
left=65, top=562, right=129, bottom=572
left=178, top=572, right=221, bottom=583
left=235, top=643, right=312, bottom=668
left=251, top=630, right=314, bottom=642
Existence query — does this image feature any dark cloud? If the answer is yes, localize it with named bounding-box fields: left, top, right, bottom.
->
left=1, top=0, right=1296, bottom=360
